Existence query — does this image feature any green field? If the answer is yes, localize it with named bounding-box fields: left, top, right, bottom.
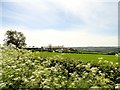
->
left=33, top=52, right=118, bottom=63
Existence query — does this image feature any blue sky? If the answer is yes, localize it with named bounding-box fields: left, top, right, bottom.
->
left=1, top=1, right=84, bottom=29
left=0, top=0, right=119, bottom=47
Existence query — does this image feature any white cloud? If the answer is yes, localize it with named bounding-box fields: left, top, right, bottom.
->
left=0, top=30, right=5, bottom=45
left=1, top=0, right=119, bottom=2
left=49, top=0, right=118, bottom=29
left=0, top=27, right=118, bottom=47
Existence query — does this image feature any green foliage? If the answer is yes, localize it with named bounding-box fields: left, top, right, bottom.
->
left=4, top=30, right=26, bottom=48
left=0, top=46, right=120, bottom=89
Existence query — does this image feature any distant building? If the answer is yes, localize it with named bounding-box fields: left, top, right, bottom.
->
left=25, top=45, right=78, bottom=53
left=41, top=45, right=65, bottom=52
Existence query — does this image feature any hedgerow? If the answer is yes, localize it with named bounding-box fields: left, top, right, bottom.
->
left=0, top=46, right=120, bottom=89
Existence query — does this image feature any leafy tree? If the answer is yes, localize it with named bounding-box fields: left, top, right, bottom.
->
left=4, top=30, right=26, bottom=48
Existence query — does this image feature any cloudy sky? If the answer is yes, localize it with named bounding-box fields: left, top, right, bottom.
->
left=0, top=0, right=119, bottom=47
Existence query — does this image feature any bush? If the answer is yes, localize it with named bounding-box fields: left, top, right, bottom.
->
left=0, top=46, right=120, bottom=89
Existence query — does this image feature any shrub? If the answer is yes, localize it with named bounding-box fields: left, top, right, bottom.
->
left=0, top=46, right=120, bottom=89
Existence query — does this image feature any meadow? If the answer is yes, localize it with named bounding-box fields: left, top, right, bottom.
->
left=33, top=51, right=118, bottom=63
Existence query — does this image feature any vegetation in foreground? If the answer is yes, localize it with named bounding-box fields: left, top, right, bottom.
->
left=0, top=46, right=120, bottom=89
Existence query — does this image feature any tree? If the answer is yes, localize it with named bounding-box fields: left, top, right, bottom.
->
left=4, top=30, right=26, bottom=48
left=48, top=44, right=52, bottom=52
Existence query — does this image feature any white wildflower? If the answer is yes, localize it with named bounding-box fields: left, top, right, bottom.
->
left=82, top=76, right=86, bottom=79
left=30, top=75, right=34, bottom=79
left=98, top=60, right=102, bottom=63
left=31, top=79, right=35, bottom=82
left=110, top=70, right=113, bottom=73
left=54, top=78, right=58, bottom=81
left=104, top=60, right=108, bottom=63
left=98, top=57, right=103, bottom=60
left=24, top=78, right=29, bottom=82
left=98, top=70, right=102, bottom=73
left=14, top=77, right=19, bottom=80
left=115, top=84, right=120, bottom=89
left=11, top=66, right=16, bottom=68
left=110, top=62, right=113, bottom=65
left=89, top=80, right=92, bottom=82
left=71, top=82, right=75, bottom=85
left=7, top=66, right=11, bottom=68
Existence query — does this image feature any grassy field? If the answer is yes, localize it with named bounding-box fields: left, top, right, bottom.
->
left=33, top=52, right=118, bottom=63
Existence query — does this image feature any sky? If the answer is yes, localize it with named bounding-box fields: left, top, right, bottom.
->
left=0, top=0, right=119, bottom=47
